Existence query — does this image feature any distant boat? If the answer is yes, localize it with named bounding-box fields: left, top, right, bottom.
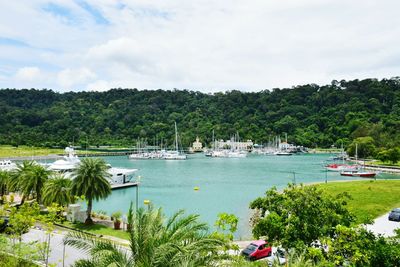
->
left=325, top=163, right=358, bottom=172
left=207, top=132, right=248, bottom=158
left=163, top=122, right=187, bottom=160
left=339, top=143, right=376, bottom=178
left=340, top=170, right=376, bottom=178
left=48, top=147, right=139, bottom=188
left=274, top=151, right=293, bottom=156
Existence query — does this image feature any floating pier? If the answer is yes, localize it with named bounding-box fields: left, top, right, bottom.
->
left=111, top=182, right=139, bottom=190
left=364, top=165, right=400, bottom=174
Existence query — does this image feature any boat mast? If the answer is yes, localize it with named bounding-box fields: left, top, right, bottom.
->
left=341, top=141, right=344, bottom=165
left=355, top=143, right=358, bottom=167
left=212, top=129, right=215, bottom=150
left=175, top=121, right=179, bottom=152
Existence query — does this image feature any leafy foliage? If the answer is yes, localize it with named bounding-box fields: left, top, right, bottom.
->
left=64, top=204, right=224, bottom=267
left=42, top=174, right=74, bottom=207
left=250, top=184, right=355, bottom=250
left=376, top=147, right=400, bottom=164
left=1, top=77, right=400, bottom=149
left=347, top=137, right=376, bottom=158
left=6, top=202, right=40, bottom=240
left=327, top=225, right=400, bottom=267
left=0, top=235, right=42, bottom=267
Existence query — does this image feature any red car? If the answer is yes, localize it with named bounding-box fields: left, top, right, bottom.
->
left=241, top=240, right=272, bottom=261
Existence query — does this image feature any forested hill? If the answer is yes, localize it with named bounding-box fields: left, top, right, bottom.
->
left=0, top=78, right=400, bottom=149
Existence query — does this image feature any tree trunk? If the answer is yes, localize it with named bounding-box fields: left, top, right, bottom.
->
left=0, top=185, right=4, bottom=204
left=20, top=194, right=26, bottom=205
left=37, top=190, right=41, bottom=204
left=85, top=198, right=93, bottom=225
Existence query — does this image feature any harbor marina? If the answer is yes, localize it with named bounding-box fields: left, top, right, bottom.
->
left=91, top=153, right=398, bottom=238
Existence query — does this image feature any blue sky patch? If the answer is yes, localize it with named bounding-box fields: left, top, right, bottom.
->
left=42, top=3, right=76, bottom=24
left=75, top=0, right=109, bottom=25
left=0, top=37, right=30, bottom=48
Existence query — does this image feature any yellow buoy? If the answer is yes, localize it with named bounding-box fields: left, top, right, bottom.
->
left=194, top=186, right=200, bottom=191
left=144, top=199, right=150, bottom=205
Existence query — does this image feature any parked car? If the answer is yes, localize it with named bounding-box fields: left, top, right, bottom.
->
left=388, top=208, right=400, bottom=221
left=263, top=247, right=286, bottom=266
left=0, top=216, right=9, bottom=233
left=241, top=240, right=272, bottom=261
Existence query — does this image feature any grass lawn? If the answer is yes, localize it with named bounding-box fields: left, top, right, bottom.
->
left=0, top=145, right=107, bottom=158
left=371, top=160, right=400, bottom=167
left=60, top=221, right=130, bottom=241
left=316, top=180, right=400, bottom=223
left=0, top=145, right=65, bottom=158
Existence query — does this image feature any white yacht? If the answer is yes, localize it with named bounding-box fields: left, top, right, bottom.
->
left=274, top=151, right=293, bottom=156
left=164, top=150, right=187, bottom=160
left=226, top=150, right=248, bottom=158
left=209, top=150, right=247, bottom=158
left=48, top=147, right=138, bottom=188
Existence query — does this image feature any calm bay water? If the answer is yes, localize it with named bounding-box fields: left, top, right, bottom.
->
left=92, top=153, right=397, bottom=238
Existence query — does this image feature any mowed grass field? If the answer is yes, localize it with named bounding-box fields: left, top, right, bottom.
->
left=60, top=221, right=130, bottom=241
left=0, top=145, right=65, bottom=158
left=317, top=180, right=400, bottom=223
left=0, top=145, right=107, bottom=158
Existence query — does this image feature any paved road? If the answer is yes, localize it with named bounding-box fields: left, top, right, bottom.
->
left=22, top=228, right=87, bottom=267
left=366, top=212, right=400, bottom=237
left=18, top=213, right=398, bottom=267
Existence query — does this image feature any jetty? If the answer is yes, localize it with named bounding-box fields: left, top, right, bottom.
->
left=364, top=165, right=400, bottom=174
left=0, top=155, right=63, bottom=161
left=111, top=182, right=139, bottom=190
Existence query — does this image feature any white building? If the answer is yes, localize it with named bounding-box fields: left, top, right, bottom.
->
left=215, top=139, right=253, bottom=150
left=192, top=137, right=203, bottom=152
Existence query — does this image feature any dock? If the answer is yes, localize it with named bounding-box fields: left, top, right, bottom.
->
left=0, top=155, right=63, bottom=161
left=364, top=165, right=400, bottom=174
left=111, top=182, right=139, bottom=190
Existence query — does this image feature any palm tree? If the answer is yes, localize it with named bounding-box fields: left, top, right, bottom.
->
left=22, top=163, right=52, bottom=204
left=64, top=204, right=224, bottom=266
left=42, top=174, right=74, bottom=207
left=0, top=170, right=10, bottom=204
left=71, top=158, right=111, bottom=224
left=11, top=160, right=39, bottom=204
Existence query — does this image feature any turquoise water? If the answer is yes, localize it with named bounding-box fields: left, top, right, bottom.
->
left=92, top=154, right=398, bottom=238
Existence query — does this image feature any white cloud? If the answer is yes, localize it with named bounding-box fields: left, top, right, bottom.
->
left=15, top=67, right=42, bottom=81
left=86, top=79, right=112, bottom=91
left=57, top=67, right=96, bottom=90
left=1, top=0, right=400, bottom=92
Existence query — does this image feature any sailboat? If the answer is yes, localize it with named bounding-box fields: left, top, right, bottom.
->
left=274, top=133, right=292, bottom=156
left=340, top=143, right=376, bottom=178
left=209, top=132, right=248, bottom=158
left=163, top=122, right=187, bottom=160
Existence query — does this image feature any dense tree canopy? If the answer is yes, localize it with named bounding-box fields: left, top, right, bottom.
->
left=250, top=184, right=354, bottom=250
left=1, top=77, right=399, bottom=149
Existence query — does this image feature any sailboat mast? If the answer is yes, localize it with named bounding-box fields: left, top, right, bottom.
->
left=341, top=141, right=344, bottom=165
left=355, top=143, right=358, bottom=162
left=212, top=129, right=215, bottom=150
left=175, top=121, right=179, bottom=152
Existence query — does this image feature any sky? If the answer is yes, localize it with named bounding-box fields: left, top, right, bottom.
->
left=0, top=0, right=400, bottom=92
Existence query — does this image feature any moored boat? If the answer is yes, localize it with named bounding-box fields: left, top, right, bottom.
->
left=325, top=163, right=358, bottom=172
left=163, top=122, right=187, bottom=160
left=274, top=151, right=293, bottom=156
left=48, top=147, right=139, bottom=188
left=340, top=170, right=376, bottom=178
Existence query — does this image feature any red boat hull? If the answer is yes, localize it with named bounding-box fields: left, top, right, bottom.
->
left=340, top=172, right=376, bottom=178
